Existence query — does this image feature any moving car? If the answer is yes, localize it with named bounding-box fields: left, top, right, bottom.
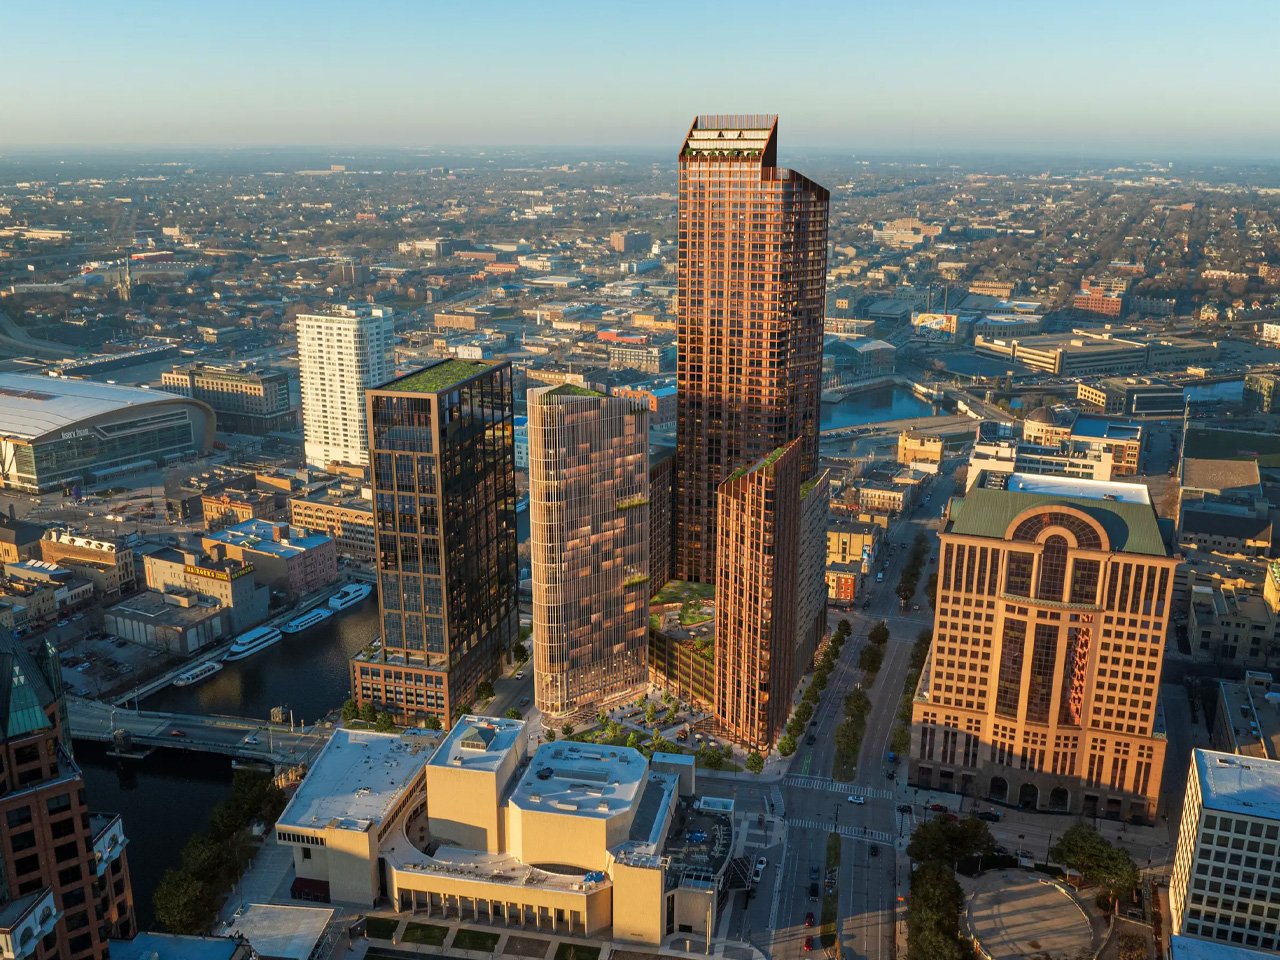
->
left=168, top=730, right=187, bottom=738
left=929, top=803, right=948, bottom=813
left=869, top=845, right=879, bottom=857
left=897, top=803, right=912, bottom=814
left=848, top=795, right=865, bottom=805
left=808, top=882, right=820, bottom=901
left=804, top=912, right=815, bottom=927
left=977, top=810, right=1002, bottom=822
left=803, top=936, right=814, bottom=952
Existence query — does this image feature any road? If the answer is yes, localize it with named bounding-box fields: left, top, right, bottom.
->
left=67, top=696, right=331, bottom=764
left=722, top=466, right=955, bottom=959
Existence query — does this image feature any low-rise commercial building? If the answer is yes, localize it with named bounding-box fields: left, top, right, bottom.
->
left=827, top=517, right=882, bottom=573
left=275, top=719, right=732, bottom=946
left=143, top=548, right=268, bottom=632
left=201, top=491, right=277, bottom=531
left=39, top=528, right=137, bottom=598
left=0, top=510, right=43, bottom=564
left=975, top=329, right=1217, bottom=377
left=1169, top=750, right=1280, bottom=953
left=1211, top=673, right=1280, bottom=761
left=104, top=590, right=231, bottom=654
left=1022, top=407, right=1143, bottom=476
left=202, top=520, right=337, bottom=599
left=1188, top=585, right=1278, bottom=671
left=1077, top=376, right=1186, bottom=416
left=161, top=362, right=296, bottom=435
left=897, top=431, right=944, bottom=470
left=289, top=489, right=376, bottom=562
left=1, top=560, right=94, bottom=627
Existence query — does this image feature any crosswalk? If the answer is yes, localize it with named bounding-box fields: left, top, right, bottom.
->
left=789, top=818, right=895, bottom=845
left=785, top=774, right=893, bottom=800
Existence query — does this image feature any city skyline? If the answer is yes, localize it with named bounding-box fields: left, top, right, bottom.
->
left=5, top=1, right=1280, bottom=157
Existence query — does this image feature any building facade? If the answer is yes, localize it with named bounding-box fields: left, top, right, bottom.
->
left=350, top=361, right=519, bottom=724
left=289, top=491, right=376, bottom=562
left=38, top=530, right=136, bottom=598
left=297, top=305, right=394, bottom=469
left=527, top=386, right=649, bottom=718
left=203, top=521, right=338, bottom=600
left=0, top=637, right=133, bottom=960
left=160, top=363, right=296, bottom=435
left=910, top=472, right=1178, bottom=821
left=1169, top=750, right=1280, bottom=953
left=713, top=440, right=801, bottom=750
left=0, top=374, right=214, bottom=495
left=674, top=115, right=828, bottom=584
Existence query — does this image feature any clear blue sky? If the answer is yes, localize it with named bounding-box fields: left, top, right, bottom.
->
left=5, top=0, right=1277, bottom=156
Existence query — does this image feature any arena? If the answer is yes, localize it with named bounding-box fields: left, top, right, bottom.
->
left=0, top=373, right=214, bottom=493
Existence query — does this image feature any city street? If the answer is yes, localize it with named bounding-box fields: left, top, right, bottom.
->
left=710, top=465, right=956, bottom=959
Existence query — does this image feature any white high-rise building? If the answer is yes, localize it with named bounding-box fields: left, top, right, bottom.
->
left=1169, top=749, right=1280, bottom=954
left=297, top=305, right=394, bottom=469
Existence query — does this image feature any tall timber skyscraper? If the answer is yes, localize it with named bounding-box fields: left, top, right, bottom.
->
left=528, top=385, right=649, bottom=717
left=349, top=359, right=519, bottom=725
left=674, top=115, right=828, bottom=586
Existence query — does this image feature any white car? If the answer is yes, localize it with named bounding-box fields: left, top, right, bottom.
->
left=755, top=855, right=768, bottom=872
left=848, top=795, right=866, bottom=805
left=243, top=735, right=260, bottom=745
left=514, top=670, right=525, bottom=680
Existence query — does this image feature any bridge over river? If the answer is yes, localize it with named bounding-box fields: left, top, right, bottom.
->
left=67, top=697, right=332, bottom=766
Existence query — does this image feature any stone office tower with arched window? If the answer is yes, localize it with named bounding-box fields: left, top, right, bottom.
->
left=910, top=471, right=1179, bottom=822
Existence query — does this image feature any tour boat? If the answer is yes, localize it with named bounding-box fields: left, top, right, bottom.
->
left=172, top=661, right=223, bottom=687
left=328, top=582, right=372, bottom=611
left=224, top=626, right=283, bottom=662
left=279, top=607, right=334, bottom=635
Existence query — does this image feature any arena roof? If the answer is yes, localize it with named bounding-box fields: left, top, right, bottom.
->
left=0, top=373, right=195, bottom=442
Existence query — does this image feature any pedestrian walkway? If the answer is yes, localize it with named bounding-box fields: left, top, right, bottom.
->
left=217, top=835, right=296, bottom=925
left=784, top=774, right=892, bottom=799
left=788, top=818, right=895, bottom=845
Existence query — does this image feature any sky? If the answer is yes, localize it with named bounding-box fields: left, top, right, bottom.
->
left=4, top=0, right=1278, bottom=157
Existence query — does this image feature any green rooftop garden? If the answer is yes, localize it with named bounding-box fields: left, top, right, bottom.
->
left=724, top=443, right=791, bottom=485
left=652, top=580, right=715, bottom=605
left=544, top=382, right=603, bottom=399
left=385, top=360, right=489, bottom=393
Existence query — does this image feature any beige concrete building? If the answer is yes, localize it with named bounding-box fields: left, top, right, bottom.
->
left=897, top=431, right=944, bottom=470
left=528, top=385, right=649, bottom=718
left=911, top=472, right=1177, bottom=821
left=142, top=548, right=269, bottom=633
left=275, top=719, right=733, bottom=946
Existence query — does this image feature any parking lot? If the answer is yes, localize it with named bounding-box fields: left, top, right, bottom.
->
left=52, top=624, right=181, bottom=701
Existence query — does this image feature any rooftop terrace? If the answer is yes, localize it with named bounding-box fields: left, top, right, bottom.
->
left=380, top=359, right=494, bottom=394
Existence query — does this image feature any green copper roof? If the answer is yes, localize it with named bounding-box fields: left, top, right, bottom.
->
left=0, top=640, right=56, bottom=740
left=948, top=488, right=1168, bottom=557
left=382, top=360, right=492, bottom=394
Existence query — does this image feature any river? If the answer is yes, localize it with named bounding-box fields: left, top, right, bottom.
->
left=820, top=384, right=938, bottom=430
left=81, top=383, right=928, bottom=930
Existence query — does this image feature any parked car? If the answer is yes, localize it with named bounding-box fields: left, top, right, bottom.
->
left=977, top=811, right=1002, bottom=822
left=929, top=803, right=948, bottom=813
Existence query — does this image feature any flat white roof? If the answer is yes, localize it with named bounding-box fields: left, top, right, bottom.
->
left=276, top=729, right=434, bottom=833
left=1195, top=749, right=1280, bottom=822
left=1170, top=935, right=1276, bottom=960
left=0, top=373, right=193, bottom=442
left=510, top=742, right=647, bottom=820
left=428, top=716, right=524, bottom=774
left=1005, top=472, right=1151, bottom=505
left=220, top=904, right=333, bottom=960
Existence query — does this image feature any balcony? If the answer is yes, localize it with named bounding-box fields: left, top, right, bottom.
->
left=0, top=888, right=59, bottom=960
left=91, top=812, right=129, bottom=877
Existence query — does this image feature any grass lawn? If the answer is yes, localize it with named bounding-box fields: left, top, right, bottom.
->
left=401, top=922, right=448, bottom=946
left=364, top=916, right=400, bottom=940
left=652, top=579, right=715, bottom=605
left=453, top=928, right=502, bottom=952
left=1186, top=427, right=1280, bottom=465
left=554, top=944, right=601, bottom=960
